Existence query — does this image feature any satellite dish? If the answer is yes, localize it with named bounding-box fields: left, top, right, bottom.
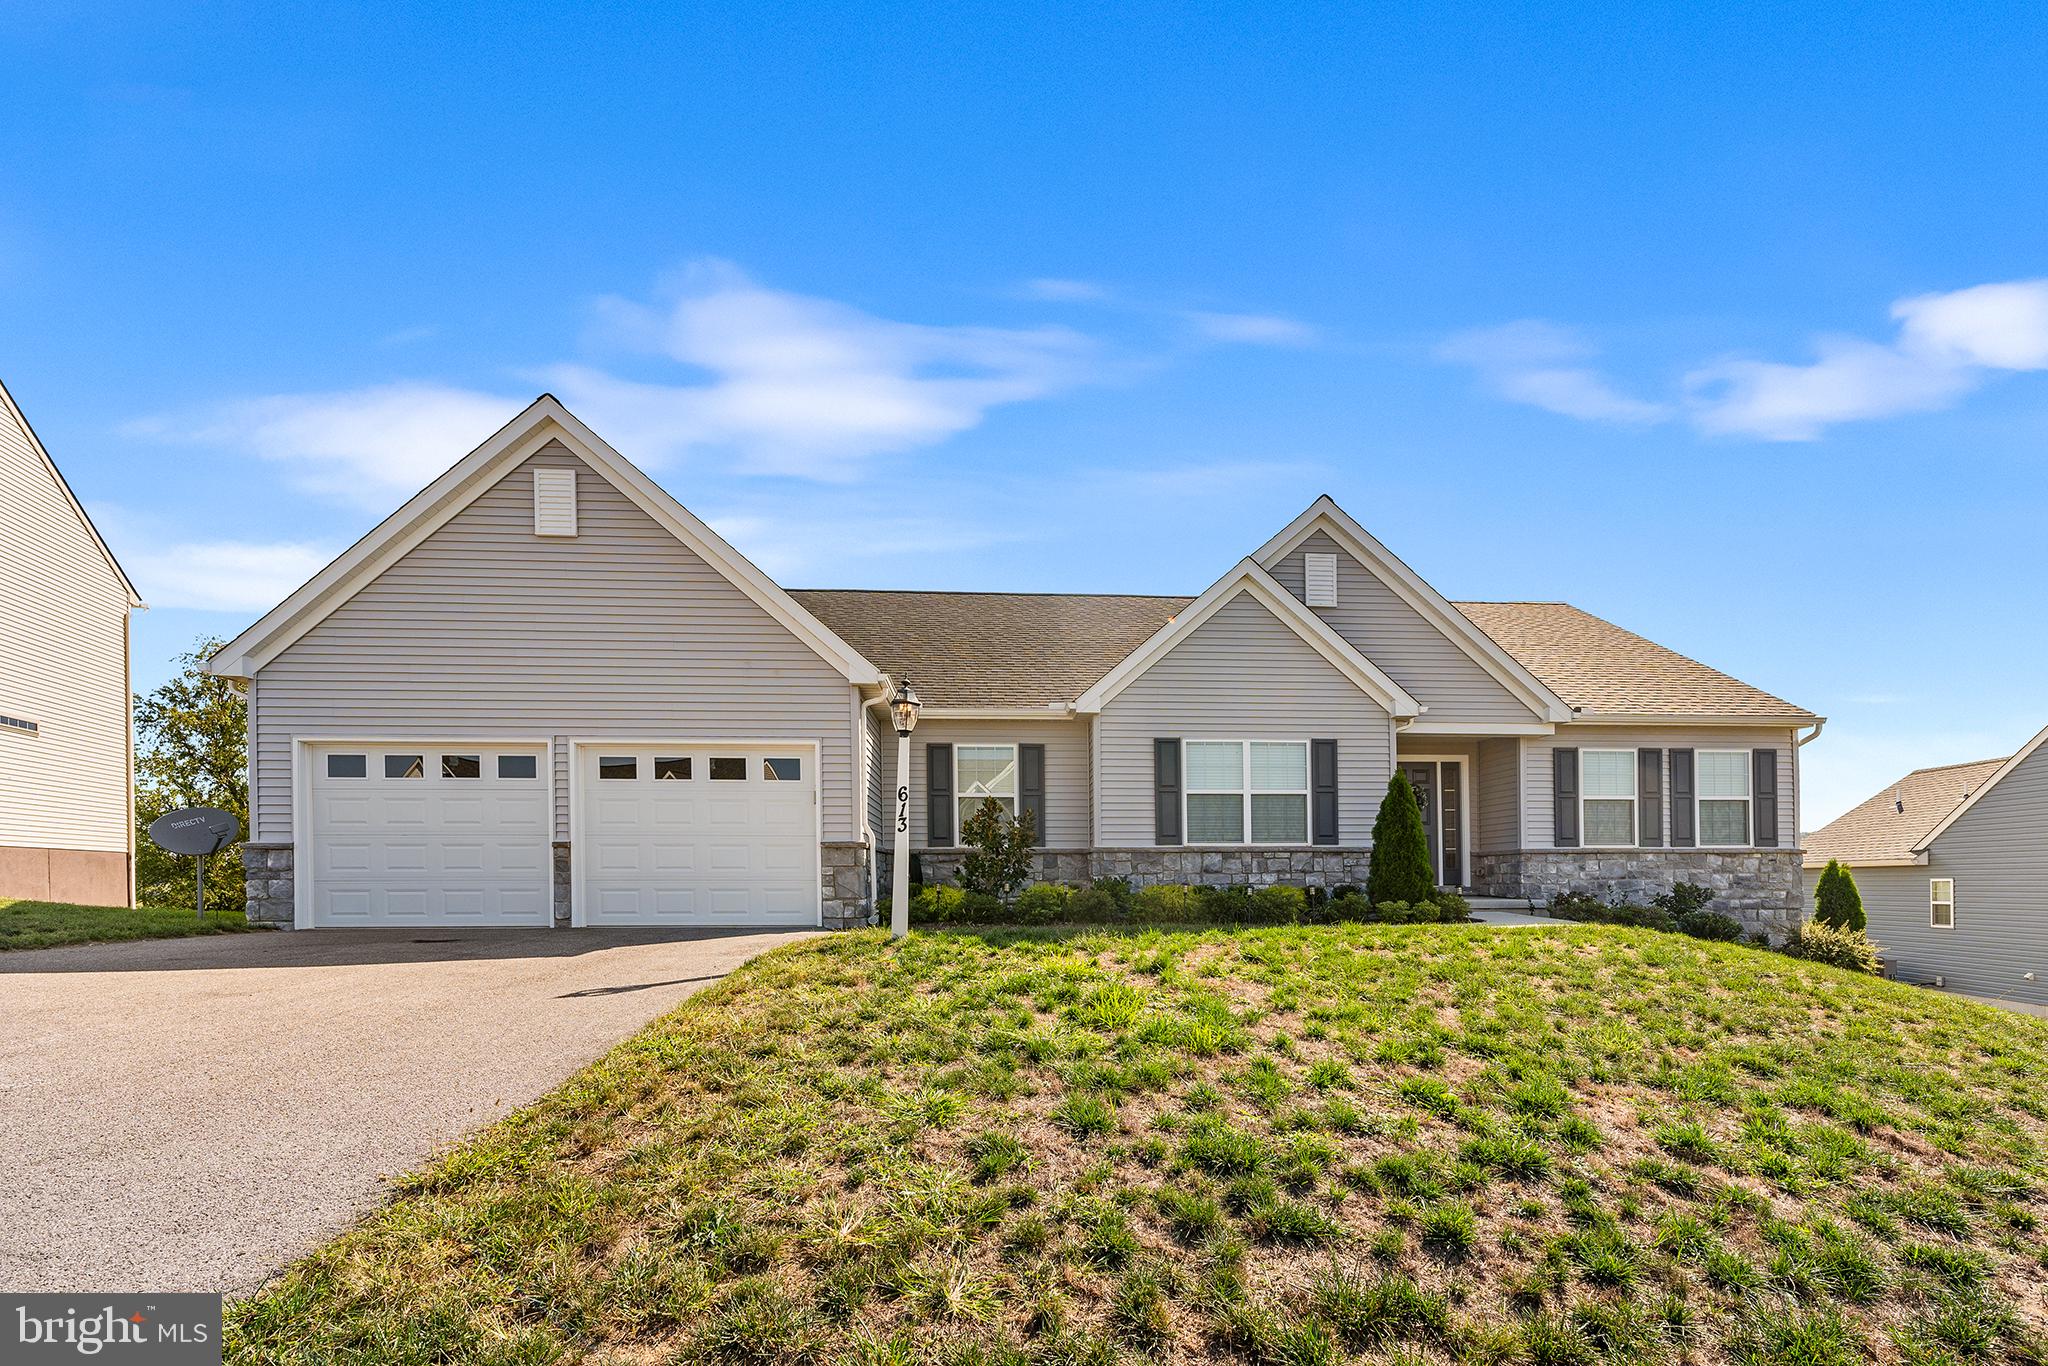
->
left=147, top=807, right=241, bottom=856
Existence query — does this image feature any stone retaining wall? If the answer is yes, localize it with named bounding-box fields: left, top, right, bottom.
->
left=909, top=847, right=1376, bottom=892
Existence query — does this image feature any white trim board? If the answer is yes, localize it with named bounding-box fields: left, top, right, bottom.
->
left=1251, top=496, right=1573, bottom=723
left=1912, top=721, right=2048, bottom=854
left=206, top=395, right=883, bottom=687
left=1073, top=560, right=1422, bottom=718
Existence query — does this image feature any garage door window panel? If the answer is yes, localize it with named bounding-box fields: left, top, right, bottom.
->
left=599, top=757, right=637, bottom=780
left=386, top=754, right=425, bottom=779
left=710, top=757, right=747, bottom=781
left=442, top=754, right=482, bottom=779
left=655, top=757, right=691, bottom=780
left=326, top=754, right=367, bottom=779
left=497, top=754, right=538, bottom=779
left=764, top=757, right=802, bottom=781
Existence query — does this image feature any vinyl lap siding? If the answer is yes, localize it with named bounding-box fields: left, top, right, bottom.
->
left=873, top=717, right=1093, bottom=849
left=0, top=403, right=130, bottom=853
left=1271, top=531, right=1538, bottom=730
left=865, top=707, right=885, bottom=839
left=1096, top=590, right=1392, bottom=846
left=1852, top=745, right=2048, bottom=1008
left=1523, top=727, right=1800, bottom=849
left=250, top=444, right=857, bottom=842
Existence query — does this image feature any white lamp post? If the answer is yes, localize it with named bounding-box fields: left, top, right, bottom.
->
left=888, top=678, right=921, bottom=940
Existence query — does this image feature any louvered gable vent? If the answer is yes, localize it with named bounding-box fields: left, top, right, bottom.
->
left=1303, top=551, right=1338, bottom=608
left=532, top=466, right=577, bottom=536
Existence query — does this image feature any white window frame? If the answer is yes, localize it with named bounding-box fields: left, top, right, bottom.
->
left=1182, top=739, right=1311, bottom=847
left=1695, top=749, right=1754, bottom=849
left=954, top=743, right=1019, bottom=835
left=1930, top=878, right=1954, bottom=930
left=1579, top=748, right=1639, bottom=849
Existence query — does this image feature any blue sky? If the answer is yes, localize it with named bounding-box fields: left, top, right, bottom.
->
left=5, top=2, right=2046, bottom=826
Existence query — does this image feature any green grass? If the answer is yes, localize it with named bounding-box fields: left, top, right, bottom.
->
left=227, top=922, right=2048, bottom=1364
left=0, top=897, right=253, bottom=950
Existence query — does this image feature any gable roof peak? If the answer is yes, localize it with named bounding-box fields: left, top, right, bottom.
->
left=205, top=392, right=882, bottom=685
left=0, top=376, right=144, bottom=607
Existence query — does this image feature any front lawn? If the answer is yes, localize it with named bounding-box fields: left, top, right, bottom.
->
left=0, top=897, right=253, bottom=951
left=231, top=924, right=2048, bottom=1364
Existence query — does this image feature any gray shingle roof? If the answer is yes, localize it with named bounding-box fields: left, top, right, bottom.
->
left=791, top=590, right=1191, bottom=709
left=1455, top=601, right=1818, bottom=721
left=794, top=587, right=1815, bottom=722
left=1803, top=757, right=2010, bottom=868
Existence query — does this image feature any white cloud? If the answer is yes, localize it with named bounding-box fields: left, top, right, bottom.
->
left=555, top=261, right=1099, bottom=480
left=1444, top=279, right=2048, bottom=440
left=123, top=536, right=335, bottom=612
left=1435, top=321, right=1671, bottom=425
left=1893, top=279, right=2048, bottom=370
left=1182, top=311, right=1319, bottom=347
left=125, top=382, right=525, bottom=504
left=1685, top=336, right=1978, bottom=440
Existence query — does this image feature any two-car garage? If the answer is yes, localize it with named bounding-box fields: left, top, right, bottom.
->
left=301, top=741, right=820, bottom=929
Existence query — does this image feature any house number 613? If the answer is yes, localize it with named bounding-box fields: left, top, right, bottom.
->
left=896, top=784, right=909, bottom=833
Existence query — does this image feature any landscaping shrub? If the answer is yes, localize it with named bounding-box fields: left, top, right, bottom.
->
left=1012, top=881, right=1071, bottom=924
left=1131, top=883, right=1202, bottom=923
left=1248, top=885, right=1307, bottom=923
left=1677, top=909, right=1744, bottom=942
left=1367, top=772, right=1435, bottom=904
left=1784, top=919, right=1882, bottom=974
left=956, top=797, right=1037, bottom=900
left=909, top=883, right=1004, bottom=924
left=1653, top=881, right=1714, bottom=917
left=1065, top=884, right=1121, bottom=920
left=1813, top=858, right=1867, bottom=932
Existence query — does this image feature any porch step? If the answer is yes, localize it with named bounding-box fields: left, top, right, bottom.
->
left=1463, top=895, right=1542, bottom=912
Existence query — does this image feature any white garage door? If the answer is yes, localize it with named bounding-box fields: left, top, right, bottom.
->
left=307, top=744, right=551, bottom=927
left=577, top=744, right=818, bottom=926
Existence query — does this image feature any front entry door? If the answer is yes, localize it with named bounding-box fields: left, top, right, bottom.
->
left=1399, top=760, right=1464, bottom=888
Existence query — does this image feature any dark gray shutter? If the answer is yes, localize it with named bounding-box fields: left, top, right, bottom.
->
left=1638, top=748, right=1664, bottom=847
left=1154, top=739, right=1182, bottom=845
left=1311, top=739, right=1339, bottom=845
left=1552, top=748, right=1579, bottom=847
left=1670, top=748, right=1695, bottom=847
left=1019, top=743, right=1046, bottom=847
left=926, top=743, right=954, bottom=846
left=1753, top=748, right=1779, bottom=847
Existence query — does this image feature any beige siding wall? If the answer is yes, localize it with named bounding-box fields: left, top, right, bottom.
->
left=1270, top=530, right=1539, bottom=729
left=1832, top=743, right=2048, bottom=1008
left=249, top=443, right=859, bottom=843
left=872, top=717, right=1093, bottom=849
left=1523, top=727, right=1802, bottom=850
left=1475, top=737, right=1522, bottom=852
left=1096, top=590, right=1392, bottom=846
left=0, top=398, right=131, bottom=858
left=865, top=706, right=885, bottom=839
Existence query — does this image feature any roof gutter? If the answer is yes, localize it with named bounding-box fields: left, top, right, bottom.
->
left=1797, top=719, right=1825, bottom=748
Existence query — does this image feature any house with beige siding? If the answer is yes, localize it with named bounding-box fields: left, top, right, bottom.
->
left=1804, top=727, right=2048, bottom=1009
left=208, top=394, right=1821, bottom=934
left=1, top=377, right=144, bottom=906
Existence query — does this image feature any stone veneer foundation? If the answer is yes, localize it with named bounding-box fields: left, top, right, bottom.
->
left=245, top=840, right=879, bottom=930
left=245, top=840, right=1794, bottom=937
left=911, top=847, right=1378, bottom=891
left=1470, top=849, right=1803, bottom=937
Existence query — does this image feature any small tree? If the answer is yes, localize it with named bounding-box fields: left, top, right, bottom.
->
left=1813, top=858, right=1866, bottom=932
left=1367, top=772, right=1434, bottom=905
left=957, top=798, right=1037, bottom=901
left=134, top=637, right=247, bottom=912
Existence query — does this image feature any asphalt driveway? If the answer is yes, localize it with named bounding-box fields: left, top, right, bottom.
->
left=0, top=926, right=816, bottom=1294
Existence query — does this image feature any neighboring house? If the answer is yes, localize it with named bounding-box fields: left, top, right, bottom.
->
left=0, top=377, right=145, bottom=906
left=207, top=395, right=1820, bottom=934
left=1804, top=728, right=2048, bottom=1008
